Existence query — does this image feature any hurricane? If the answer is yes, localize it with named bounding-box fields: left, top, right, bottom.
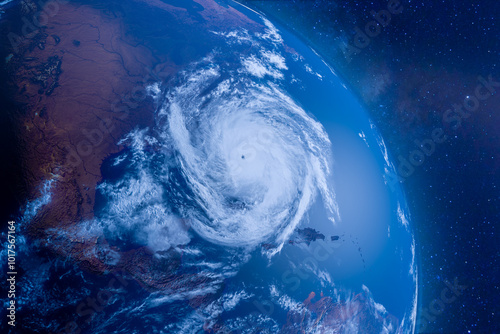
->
left=93, top=21, right=340, bottom=257
left=152, top=57, right=338, bottom=251
left=3, top=2, right=419, bottom=332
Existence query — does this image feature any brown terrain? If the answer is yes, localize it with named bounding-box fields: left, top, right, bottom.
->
left=282, top=290, right=400, bottom=333
left=7, top=0, right=258, bottom=284
left=2, top=2, right=410, bottom=332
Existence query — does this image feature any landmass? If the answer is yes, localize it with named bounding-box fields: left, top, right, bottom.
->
left=6, top=0, right=259, bottom=290
left=282, top=290, right=400, bottom=333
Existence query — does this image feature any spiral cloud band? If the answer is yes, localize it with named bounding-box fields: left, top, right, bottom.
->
left=94, top=21, right=339, bottom=255
left=155, top=58, right=338, bottom=250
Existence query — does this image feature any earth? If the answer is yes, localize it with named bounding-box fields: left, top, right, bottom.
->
left=1, top=0, right=417, bottom=333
